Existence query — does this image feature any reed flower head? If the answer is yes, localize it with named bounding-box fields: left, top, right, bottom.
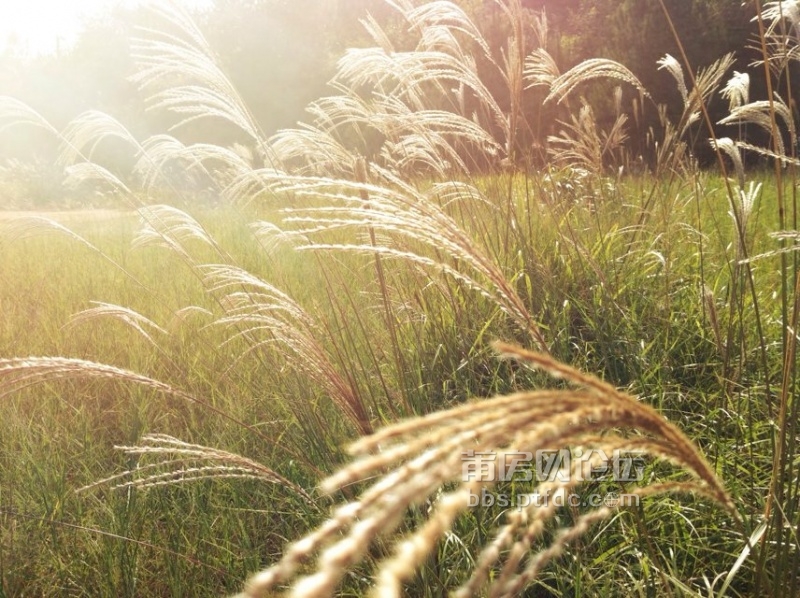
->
left=236, top=343, right=734, bottom=598
left=721, top=71, right=750, bottom=111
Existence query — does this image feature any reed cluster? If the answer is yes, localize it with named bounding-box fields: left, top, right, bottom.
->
left=1, top=0, right=799, bottom=596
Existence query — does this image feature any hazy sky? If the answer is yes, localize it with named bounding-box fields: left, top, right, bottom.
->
left=0, top=0, right=212, bottom=56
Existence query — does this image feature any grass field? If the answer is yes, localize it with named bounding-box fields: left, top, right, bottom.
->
left=0, top=169, right=788, bottom=596
left=2, top=1, right=800, bottom=596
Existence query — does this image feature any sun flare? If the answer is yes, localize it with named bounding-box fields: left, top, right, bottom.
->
left=0, top=0, right=209, bottom=56
left=0, top=0, right=113, bottom=56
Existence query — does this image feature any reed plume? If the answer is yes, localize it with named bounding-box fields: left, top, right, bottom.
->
left=205, top=264, right=374, bottom=436
left=78, top=433, right=313, bottom=504
left=237, top=343, right=734, bottom=598
left=265, top=172, right=549, bottom=350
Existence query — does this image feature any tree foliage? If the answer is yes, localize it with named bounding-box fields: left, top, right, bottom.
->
left=0, top=0, right=767, bottom=168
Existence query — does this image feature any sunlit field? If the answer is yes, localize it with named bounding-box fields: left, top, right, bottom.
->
left=1, top=1, right=799, bottom=597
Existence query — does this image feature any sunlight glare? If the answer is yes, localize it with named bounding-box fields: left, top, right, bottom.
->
left=0, top=0, right=211, bottom=57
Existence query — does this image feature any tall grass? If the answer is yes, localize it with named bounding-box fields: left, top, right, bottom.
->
left=1, top=0, right=799, bottom=596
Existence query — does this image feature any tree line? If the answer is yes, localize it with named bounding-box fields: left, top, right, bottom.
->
left=0, top=0, right=767, bottom=170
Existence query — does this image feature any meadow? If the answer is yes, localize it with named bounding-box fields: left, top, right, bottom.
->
left=0, top=1, right=798, bottom=597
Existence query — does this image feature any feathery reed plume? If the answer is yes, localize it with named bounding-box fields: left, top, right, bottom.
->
left=268, top=123, right=359, bottom=178
left=134, top=135, right=253, bottom=193
left=250, top=220, right=303, bottom=257
left=237, top=343, right=733, bottom=598
left=0, top=216, right=103, bottom=252
left=718, top=94, right=796, bottom=157
left=721, top=71, right=750, bottom=112
left=133, top=204, right=226, bottom=262
left=729, top=181, right=762, bottom=262
left=78, top=433, right=313, bottom=504
left=0, top=356, right=276, bottom=443
left=0, top=96, right=61, bottom=137
left=204, top=264, right=374, bottom=435
left=0, top=98, right=146, bottom=195
left=711, top=137, right=746, bottom=189
left=56, top=111, right=195, bottom=206
left=738, top=181, right=761, bottom=230
left=736, top=140, right=800, bottom=166
left=64, top=162, right=134, bottom=197
left=743, top=229, right=800, bottom=268
left=659, top=52, right=736, bottom=136
left=703, top=285, right=725, bottom=362
left=256, top=0, right=553, bottom=176
left=0, top=215, right=164, bottom=300
left=657, top=54, right=689, bottom=105
left=691, top=52, right=737, bottom=105
left=547, top=102, right=629, bottom=174
left=761, top=0, right=800, bottom=38
left=58, top=110, right=142, bottom=167
left=324, top=45, right=510, bottom=169
left=265, top=172, right=548, bottom=350
left=405, top=1, right=491, bottom=53
left=543, top=58, right=650, bottom=105
left=67, top=302, right=167, bottom=348
left=523, top=47, right=560, bottom=90
left=130, top=1, right=268, bottom=148
left=531, top=7, right=549, bottom=48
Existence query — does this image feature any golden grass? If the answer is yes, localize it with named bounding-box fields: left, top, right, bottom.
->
left=236, top=342, right=734, bottom=598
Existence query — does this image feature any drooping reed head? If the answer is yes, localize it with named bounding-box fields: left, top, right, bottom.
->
left=236, top=342, right=734, bottom=598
